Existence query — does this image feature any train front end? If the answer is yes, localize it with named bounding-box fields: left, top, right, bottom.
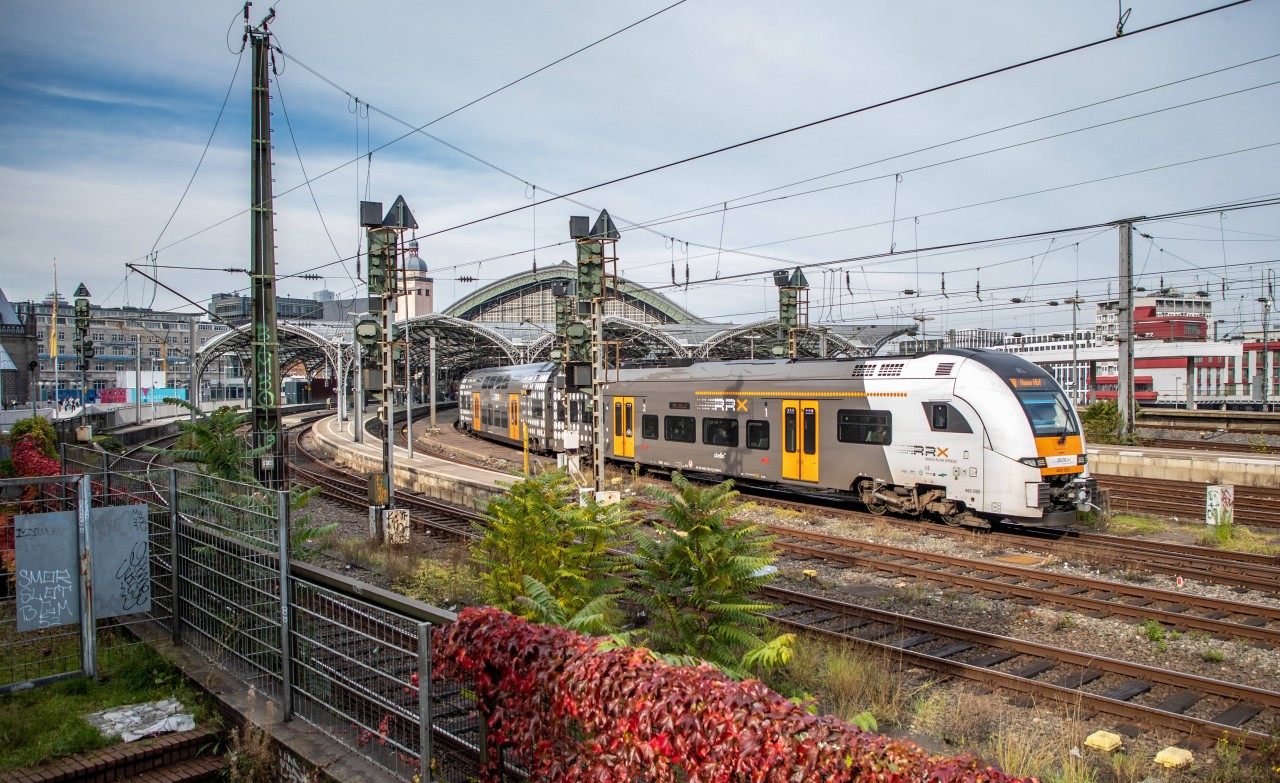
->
left=960, top=351, right=1094, bottom=528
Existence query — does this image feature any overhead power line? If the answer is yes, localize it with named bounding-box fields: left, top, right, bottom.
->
left=419, top=0, right=1255, bottom=239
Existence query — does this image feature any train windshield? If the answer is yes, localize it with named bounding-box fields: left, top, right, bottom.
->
left=1015, top=390, right=1078, bottom=438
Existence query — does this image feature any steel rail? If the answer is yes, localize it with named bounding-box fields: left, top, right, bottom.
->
left=761, top=585, right=1276, bottom=748
left=769, top=529, right=1280, bottom=644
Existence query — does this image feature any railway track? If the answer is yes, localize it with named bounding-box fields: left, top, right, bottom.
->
left=748, top=492, right=1280, bottom=592
left=765, top=525, right=1280, bottom=646
left=1139, top=436, right=1276, bottom=455
left=762, top=585, right=1278, bottom=749
left=1096, top=474, right=1280, bottom=530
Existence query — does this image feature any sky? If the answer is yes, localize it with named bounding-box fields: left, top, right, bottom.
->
left=2, top=0, right=1279, bottom=340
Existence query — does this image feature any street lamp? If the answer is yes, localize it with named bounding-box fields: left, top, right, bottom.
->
left=1050, top=296, right=1086, bottom=404
left=1174, top=376, right=1183, bottom=409
left=1213, top=319, right=1227, bottom=342
left=1259, top=296, right=1272, bottom=412
left=911, top=314, right=935, bottom=351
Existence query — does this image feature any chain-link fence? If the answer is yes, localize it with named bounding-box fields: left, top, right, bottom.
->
left=1, top=447, right=488, bottom=781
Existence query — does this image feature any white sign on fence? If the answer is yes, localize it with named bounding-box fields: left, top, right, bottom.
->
left=1205, top=484, right=1234, bottom=526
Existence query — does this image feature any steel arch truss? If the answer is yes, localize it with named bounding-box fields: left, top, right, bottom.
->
left=522, top=316, right=691, bottom=364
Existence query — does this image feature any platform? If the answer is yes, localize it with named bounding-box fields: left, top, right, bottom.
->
left=310, top=412, right=519, bottom=510
left=1089, top=443, right=1280, bottom=487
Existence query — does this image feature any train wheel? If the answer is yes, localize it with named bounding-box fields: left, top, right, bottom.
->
left=941, top=512, right=965, bottom=527
left=856, top=480, right=888, bottom=516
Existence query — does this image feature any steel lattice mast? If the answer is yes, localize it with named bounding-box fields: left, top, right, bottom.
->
left=249, top=7, right=285, bottom=489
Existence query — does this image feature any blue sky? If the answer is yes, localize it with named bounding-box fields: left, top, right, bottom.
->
left=2, top=0, right=1279, bottom=337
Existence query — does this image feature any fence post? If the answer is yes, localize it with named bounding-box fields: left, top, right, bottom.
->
left=418, top=622, right=433, bottom=782
left=101, top=451, right=111, bottom=499
left=76, top=474, right=98, bottom=680
left=60, top=442, right=68, bottom=476
left=277, top=488, right=293, bottom=721
left=168, top=468, right=181, bottom=645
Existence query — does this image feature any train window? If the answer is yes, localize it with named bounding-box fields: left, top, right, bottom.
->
left=569, top=401, right=580, bottom=424
left=642, top=414, right=658, bottom=439
left=482, top=406, right=492, bottom=426
left=802, top=407, right=816, bottom=455
left=784, top=407, right=796, bottom=453
left=556, top=401, right=566, bottom=422
left=530, top=400, right=544, bottom=417
left=614, top=402, right=624, bottom=433
left=702, top=417, right=739, bottom=447
left=924, top=402, right=973, bottom=433
left=746, top=420, right=770, bottom=450
left=836, top=410, right=892, bottom=445
left=664, top=416, right=696, bottom=443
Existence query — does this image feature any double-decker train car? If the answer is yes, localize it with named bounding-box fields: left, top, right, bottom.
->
left=457, top=362, right=590, bottom=453
left=458, top=348, right=1094, bottom=528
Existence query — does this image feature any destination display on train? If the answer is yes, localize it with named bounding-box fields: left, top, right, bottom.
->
left=1007, top=377, right=1046, bottom=389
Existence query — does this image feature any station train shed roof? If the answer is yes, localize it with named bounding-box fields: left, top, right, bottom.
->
left=193, top=264, right=913, bottom=387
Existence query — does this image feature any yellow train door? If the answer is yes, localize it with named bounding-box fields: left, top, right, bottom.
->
left=612, top=396, right=635, bottom=458
left=508, top=394, right=521, bottom=440
left=782, top=399, right=819, bottom=482
left=471, top=393, right=481, bottom=430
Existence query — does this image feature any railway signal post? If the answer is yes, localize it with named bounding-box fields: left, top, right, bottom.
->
left=361, top=196, right=417, bottom=535
left=570, top=211, right=619, bottom=493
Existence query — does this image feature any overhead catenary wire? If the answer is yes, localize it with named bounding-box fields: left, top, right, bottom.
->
left=416, top=0, right=1255, bottom=240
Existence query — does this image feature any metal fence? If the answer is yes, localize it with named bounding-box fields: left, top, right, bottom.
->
left=3, top=446, right=488, bottom=782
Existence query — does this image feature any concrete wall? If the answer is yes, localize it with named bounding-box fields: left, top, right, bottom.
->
left=1089, top=445, right=1280, bottom=487
left=311, top=417, right=506, bottom=511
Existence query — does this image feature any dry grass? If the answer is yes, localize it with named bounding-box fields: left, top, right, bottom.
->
left=1196, top=525, right=1280, bottom=556
left=911, top=688, right=1004, bottom=749
left=328, top=536, right=422, bottom=582
left=768, top=633, right=923, bottom=729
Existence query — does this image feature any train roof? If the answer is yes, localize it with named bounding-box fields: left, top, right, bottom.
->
left=608, top=348, right=1055, bottom=384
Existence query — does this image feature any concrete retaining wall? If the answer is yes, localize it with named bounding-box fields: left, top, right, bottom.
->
left=311, top=417, right=508, bottom=511
left=1089, top=446, right=1280, bottom=487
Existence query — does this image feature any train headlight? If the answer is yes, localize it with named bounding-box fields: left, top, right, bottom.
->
left=1077, top=454, right=1088, bottom=465
left=1018, top=457, right=1047, bottom=468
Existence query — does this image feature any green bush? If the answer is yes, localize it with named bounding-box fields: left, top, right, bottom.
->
left=9, top=416, right=57, bottom=459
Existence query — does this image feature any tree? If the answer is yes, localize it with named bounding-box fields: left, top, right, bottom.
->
left=629, top=472, right=793, bottom=678
left=472, top=470, right=634, bottom=622
left=149, top=398, right=332, bottom=553
left=152, top=398, right=265, bottom=483
left=1080, top=399, right=1140, bottom=445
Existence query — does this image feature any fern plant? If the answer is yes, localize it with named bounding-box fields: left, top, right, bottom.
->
left=628, top=472, right=793, bottom=678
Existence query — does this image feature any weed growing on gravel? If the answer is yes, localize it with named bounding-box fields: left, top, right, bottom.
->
left=1054, top=613, right=1079, bottom=632
left=1104, top=513, right=1168, bottom=536
left=1201, top=648, right=1226, bottom=663
left=1197, top=525, right=1280, bottom=556
left=396, top=550, right=485, bottom=610
left=1143, top=619, right=1166, bottom=643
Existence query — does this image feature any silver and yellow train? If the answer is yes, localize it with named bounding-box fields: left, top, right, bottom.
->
left=457, top=348, right=1094, bottom=528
